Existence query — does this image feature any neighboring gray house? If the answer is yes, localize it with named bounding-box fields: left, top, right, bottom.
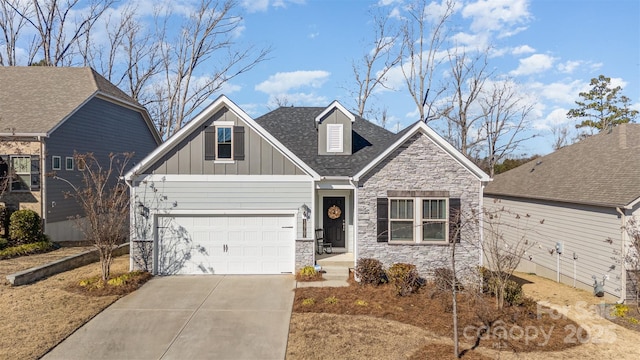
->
left=484, top=124, right=640, bottom=301
left=0, top=67, right=161, bottom=242
left=125, top=95, right=490, bottom=275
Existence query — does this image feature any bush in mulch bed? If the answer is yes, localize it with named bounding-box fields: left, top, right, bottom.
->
left=66, top=271, right=152, bottom=297
left=293, top=281, right=585, bottom=354
left=295, top=266, right=323, bottom=282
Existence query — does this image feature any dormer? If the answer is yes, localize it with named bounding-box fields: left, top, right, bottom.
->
left=315, top=100, right=355, bottom=155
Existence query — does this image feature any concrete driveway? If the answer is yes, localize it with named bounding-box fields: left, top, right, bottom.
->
left=43, top=275, right=295, bottom=360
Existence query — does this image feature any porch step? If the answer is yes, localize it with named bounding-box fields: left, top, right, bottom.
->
left=319, top=265, right=350, bottom=281
left=316, top=253, right=354, bottom=268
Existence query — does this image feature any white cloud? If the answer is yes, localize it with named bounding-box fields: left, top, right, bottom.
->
left=462, top=0, right=531, bottom=34
left=425, top=0, right=463, bottom=23
left=308, top=32, right=319, bottom=39
left=557, top=60, right=582, bottom=74
left=525, top=79, right=584, bottom=104
left=532, top=108, right=571, bottom=131
left=512, top=45, right=535, bottom=55
left=388, top=7, right=402, bottom=20
left=510, top=53, right=555, bottom=76
left=241, top=0, right=305, bottom=12
left=377, top=0, right=402, bottom=5
left=255, top=70, right=330, bottom=94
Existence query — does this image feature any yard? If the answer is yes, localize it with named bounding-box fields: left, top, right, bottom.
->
left=286, top=273, right=640, bottom=359
left=2, top=248, right=640, bottom=359
left=0, top=249, right=133, bottom=359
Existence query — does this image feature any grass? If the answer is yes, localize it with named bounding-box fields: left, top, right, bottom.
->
left=0, top=253, right=150, bottom=359
left=0, top=241, right=57, bottom=260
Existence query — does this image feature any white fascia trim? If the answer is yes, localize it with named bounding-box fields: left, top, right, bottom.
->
left=625, top=196, right=640, bottom=210
left=353, top=122, right=491, bottom=182
left=132, top=174, right=313, bottom=183
left=315, top=100, right=355, bottom=124
left=157, top=209, right=297, bottom=216
left=316, top=183, right=357, bottom=190
left=125, top=95, right=320, bottom=180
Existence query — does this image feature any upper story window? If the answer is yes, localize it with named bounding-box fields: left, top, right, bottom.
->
left=52, top=156, right=61, bottom=170
left=66, top=157, right=74, bottom=170
left=216, top=126, right=233, bottom=160
left=0, top=155, right=40, bottom=192
left=204, top=123, right=245, bottom=162
left=326, top=124, right=343, bottom=153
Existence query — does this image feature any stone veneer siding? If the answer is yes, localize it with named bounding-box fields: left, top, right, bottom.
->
left=357, top=133, right=482, bottom=279
left=295, top=239, right=314, bottom=271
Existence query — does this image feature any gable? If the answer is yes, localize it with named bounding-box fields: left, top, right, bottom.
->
left=317, top=108, right=353, bottom=155
left=139, top=102, right=310, bottom=177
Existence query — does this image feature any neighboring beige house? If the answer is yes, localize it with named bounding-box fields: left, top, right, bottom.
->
left=0, top=67, right=161, bottom=242
left=484, top=124, right=640, bottom=301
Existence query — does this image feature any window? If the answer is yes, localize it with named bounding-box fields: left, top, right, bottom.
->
left=216, top=126, right=232, bottom=159
left=326, top=124, right=343, bottom=152
left=66, top=157, right=74, bottom=170
left=3, top=155, right=40, bottom=192
left=52, top=156, right=61, bottom=170
left=205, top=124, right=244, bottom=161
left=77, top=157, right=86, bottom=171
left=382, top=196, right=452, bottom=243
left=11, top=156, right=30, bottom=191
left=389, top=199, right=414, bottom=242
left=422, top=199, right=447, bottom=241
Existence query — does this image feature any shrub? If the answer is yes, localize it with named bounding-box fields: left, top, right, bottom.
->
left=324, top=296, right=339, bottom=304
left=0, top=237, right=8, bottom=250
left=296, top=266, right=322, bottom=282
left=386, top=263, right=422, bottom=296
left=9, top=209, right=44, bottom=245
left=355, top=258, right=386, bottom=285
left=433, top=267, right=463, bottom=291
left=487, top=277, right=524, bottom=306
left=354, top=299, right=368, bottom=306
left=302, top=298, right=315, bottom=306
left=0, top=241, right=55, bottom=260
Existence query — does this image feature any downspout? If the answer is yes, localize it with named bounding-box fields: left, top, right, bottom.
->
left=616, top=207, right=627, bottom=304
left=478, top=182, right=487, bottom=267
left=39, top=137, right=46, bottom=234
left=124, top=176, right=134, bottom=272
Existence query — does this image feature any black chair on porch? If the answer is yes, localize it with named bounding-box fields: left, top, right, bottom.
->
left=315, top=228, right=332, bottom=255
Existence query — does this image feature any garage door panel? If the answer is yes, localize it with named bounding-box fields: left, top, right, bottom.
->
left=157, top=215, right=294, bottom=275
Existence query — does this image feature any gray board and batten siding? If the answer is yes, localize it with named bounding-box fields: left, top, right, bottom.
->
left=45, top=97, right=159, bottom=225
left=484, top=195, right=626, bottom=300
left=145, top=107, right=306, bottom=176
left=317, top=108, right=353, bottom=156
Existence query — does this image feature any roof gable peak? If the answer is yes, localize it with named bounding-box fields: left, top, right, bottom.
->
left=314, top=100, right=355, bottom=126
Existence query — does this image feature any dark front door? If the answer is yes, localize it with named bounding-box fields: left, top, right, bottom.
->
left=323, top=197, right=345, bottom=248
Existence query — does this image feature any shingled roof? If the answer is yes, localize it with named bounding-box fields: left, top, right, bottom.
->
left=256, top=107, right=397, bottom=176
left=485, top=123, right=640, bottom=208
left=0, top=67, right=142, bottom=135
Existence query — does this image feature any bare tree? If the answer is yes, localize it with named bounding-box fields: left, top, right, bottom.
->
left=0, top=0, right=31, bottom=65
left=550, top=124, right=570, bottom=151
left=150, top=0, right=270, bottom=138
left=480, top=81, right=535, bottom=177
left=6, top=0, right=113, bottom=65
left=54, top=152, right=132, bottom=282
left=400, top=0, right=455, bottom=122
left=351, top=10, right=401, bottom=119
left=483, top=203, right=541, bottom=309
left=440, top=48, right=492, bottom=157
left=623, top=218, right=640, bottom=313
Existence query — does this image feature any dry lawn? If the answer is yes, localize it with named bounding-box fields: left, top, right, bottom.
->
left=287, top=273, right=640, bottom=360
left=0, top=250, right=134, bottom=360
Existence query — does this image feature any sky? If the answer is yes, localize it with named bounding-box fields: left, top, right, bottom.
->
left=225, top=0, right=640, bottom=156
left=5, top=0, right=638, bottom=156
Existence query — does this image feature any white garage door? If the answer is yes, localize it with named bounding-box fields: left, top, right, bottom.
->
left=156, top=215, right=295, bottom=275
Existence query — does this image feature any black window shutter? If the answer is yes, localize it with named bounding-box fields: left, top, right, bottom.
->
left=233, top=126, right=245, bottom=161
left=377, top=197, right=388, bottom=242
left=0, top=155, right=8, bottom=179
left=204, top=126, right=215, bottom=160
left=449, top=198, right=461, bottom=243
left=30, top=155, right=40, bottom=191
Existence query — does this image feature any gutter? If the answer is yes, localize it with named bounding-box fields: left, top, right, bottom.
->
left=320, top=176, right=353, bottom=181
left=616, top=207, right=627, bottom=304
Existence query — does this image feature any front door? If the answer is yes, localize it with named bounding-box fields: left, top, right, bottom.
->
left=323, top=197, right=345, bottom=248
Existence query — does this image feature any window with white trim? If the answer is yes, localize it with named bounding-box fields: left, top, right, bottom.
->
left=66, top=157, right=74, bottom=170
left=11, top=156, right=30, bottom=191
left=326, top=124, right=343, bottom=152
left=52, top=156, right=61, bottom=170
left=388, top=197, right=449, bottom=243
left=216, top=126, right=233, bottom=160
